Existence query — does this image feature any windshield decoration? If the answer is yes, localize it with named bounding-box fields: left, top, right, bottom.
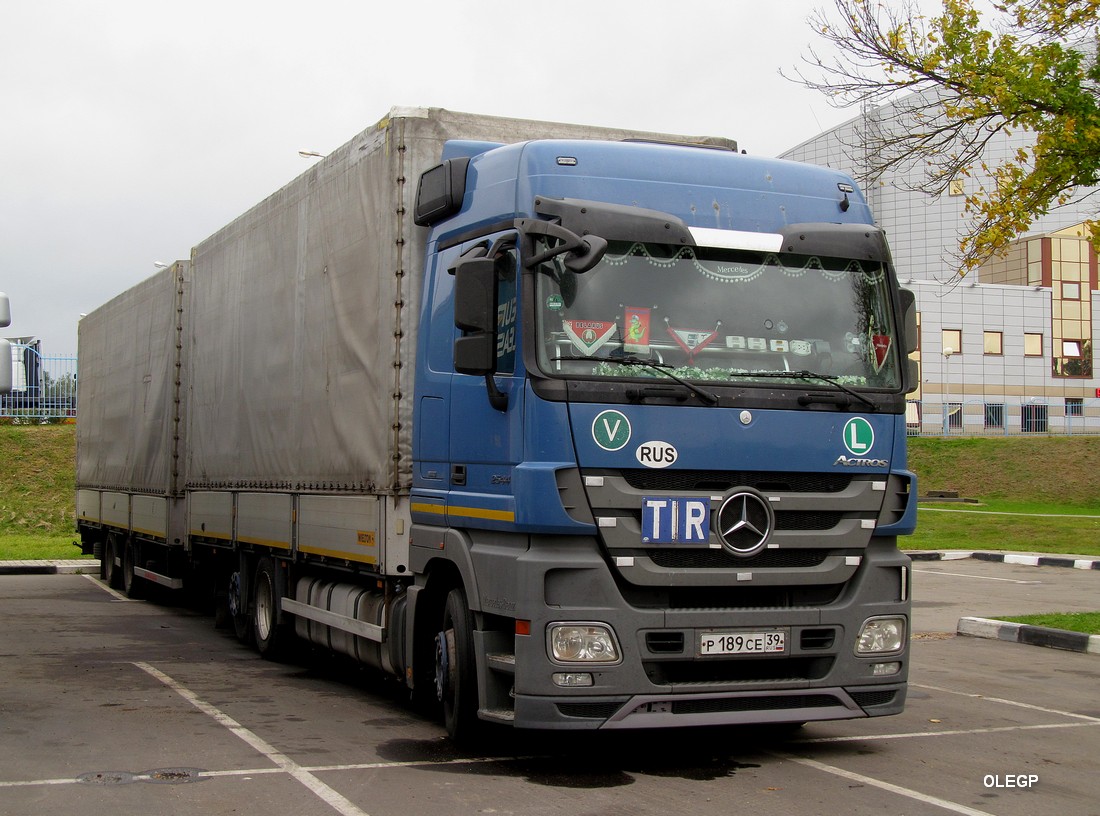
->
left=665, top=318, right=722, bottom=364
left=536, top=239, right=902, bottom=392
left=624, top=306, right=651, bottom=353
left=564, top=319, right=618, bottom=356
left=869, top=317, right=892, bottom=373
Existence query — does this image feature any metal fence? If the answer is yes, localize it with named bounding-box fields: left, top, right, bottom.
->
left=906, top=398, right=1100, bottom=437
left=3, top=346, right=1099, bottom=436
left=1, top=343, right=78, bottom=422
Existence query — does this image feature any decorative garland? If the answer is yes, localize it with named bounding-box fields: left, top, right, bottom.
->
left=600, top=243, right=886, bottom=286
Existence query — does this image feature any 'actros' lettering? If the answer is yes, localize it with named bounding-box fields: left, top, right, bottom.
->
left=834, top=455, right=889, bottom=468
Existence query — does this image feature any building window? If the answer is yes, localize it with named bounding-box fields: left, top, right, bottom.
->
left=984, top=403, right=1005, bottom=428
left=1053, top=339, right=1092, bottom=378
left=1022, top=404, right=1049, bottom=433
left=1062, top=282, right=1081, bottom=300
left=1066, top=398, right=1084, bottom=417
left=942, top=329, right=962, bottom=355
left=983, top=331, right=1003, bottom=355
left=1024, top=333, right=1043, bottom=357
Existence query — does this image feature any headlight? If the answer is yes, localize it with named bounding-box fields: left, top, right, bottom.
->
left=855, top=616, right=906, bottom=655
left=548, top=623, right=621, bottom=664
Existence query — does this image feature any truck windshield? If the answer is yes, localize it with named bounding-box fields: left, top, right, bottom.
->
left=534, top=239, right=902, bottom=390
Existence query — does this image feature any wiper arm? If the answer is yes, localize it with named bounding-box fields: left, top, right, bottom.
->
left=729, top=369, right=877, bottom=411
left=552, top=354, right=719, bottom=406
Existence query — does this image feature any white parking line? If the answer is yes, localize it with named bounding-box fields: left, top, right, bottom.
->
left=798, top=720, right=1099, bottom=743
left=81, top=573, right=137, bottom=600
left=913, top=568, right=1041, bottom=585
left=914, top=682, right=1100, bottom=723
left=134, top=662, right=372, bottom=816
left=768, top=751, right=998, bottom=816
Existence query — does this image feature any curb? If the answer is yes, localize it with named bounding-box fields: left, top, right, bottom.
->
left=0, top=560, right=99, bottom=575
left=958, top=616, right=1100, bottom=656
left=908, top=550, right=1100, bottom=570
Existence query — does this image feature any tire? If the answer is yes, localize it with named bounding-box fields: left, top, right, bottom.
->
left=122, top=541, right=143, bottom=599
left=435, top=587, right=479, bottom=742
left=104, top=534, right=122, bottom=589
left=228, top=570, right=253, bottom=645
left=95, top=538, right=106, bottom=580
left=252, top=557, right=290, bottom=660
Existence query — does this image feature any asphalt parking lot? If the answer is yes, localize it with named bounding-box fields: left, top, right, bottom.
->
left=0, top=558, right=1097, bottom=816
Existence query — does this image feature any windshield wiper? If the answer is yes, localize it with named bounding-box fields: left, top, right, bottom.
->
left=728, top=369, right=877, bottom=411
left=552, top=354, right=719, bottom=406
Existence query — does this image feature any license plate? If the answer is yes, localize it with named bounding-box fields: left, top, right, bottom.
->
left=699, top=630, right=786, bottom=656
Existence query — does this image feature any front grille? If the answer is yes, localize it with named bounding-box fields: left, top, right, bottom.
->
left=622, top=469, right=851, bottom=494
left=800, top=628, right=837, bottom=649
left=646, top=632, right=686, bottom=653
left=850, top=690, right=898, bottom=708
left=649, top=548, right=829, bottom=570
left=556, top=702, right=624, bottom=719
left=645, top=656, right=833, bottom=684
left=775, top=511, right=845, bottom=530
left=664, top=584, right=844, bottom=609
left=672, top=693, right=842, bottom=716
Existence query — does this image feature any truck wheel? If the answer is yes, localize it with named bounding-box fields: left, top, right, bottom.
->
left=104, top=534, right=122, bottom=589
left=121, top=541, right=143, bottom=599
left=252, top=557, right=290, bottom=660
left=228, top=570, right=253, bottom=645
left=435, top=587, right=479, bottom=742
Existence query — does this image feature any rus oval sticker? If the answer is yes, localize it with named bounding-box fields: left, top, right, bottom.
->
left=636, top=441, right=677, bottom=469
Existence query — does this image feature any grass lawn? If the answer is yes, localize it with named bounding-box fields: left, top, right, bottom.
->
left=0, top=534, right=87, bottom=560
left=995, top=612, right=1100, bottom=635
left=910, top=500, right=1100, bottom=557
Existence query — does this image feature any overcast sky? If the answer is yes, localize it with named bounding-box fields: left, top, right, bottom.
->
left=3, top=0, right=880, bottom=355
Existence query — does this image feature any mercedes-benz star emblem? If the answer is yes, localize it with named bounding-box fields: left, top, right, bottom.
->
left=715, top=490, right=773, bottom=556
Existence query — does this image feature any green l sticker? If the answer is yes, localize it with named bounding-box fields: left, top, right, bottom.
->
left=843, top=417, right=874, bottom=455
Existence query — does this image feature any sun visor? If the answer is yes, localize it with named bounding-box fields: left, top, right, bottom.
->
left=687, top=227, right=783, bottom=252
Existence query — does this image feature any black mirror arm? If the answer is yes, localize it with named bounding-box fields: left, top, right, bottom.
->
left=517, top=219, right=607, bottom=272
left=485, top=375, right=508, bottom=412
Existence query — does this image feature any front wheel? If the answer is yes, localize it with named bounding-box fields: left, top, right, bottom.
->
left=435, top=587, right=479, bottom=742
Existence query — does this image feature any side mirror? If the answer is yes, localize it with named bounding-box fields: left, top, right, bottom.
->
left=0, top=292, right=10, bottom=328
left=452, top=257, right=497, bottom=375
left=899, top=288, right=918, bottom=354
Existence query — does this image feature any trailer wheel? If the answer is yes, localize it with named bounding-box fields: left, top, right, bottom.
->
left=121, top=541, right=143, bottom=599
left=104, top=534, right=122, bottom=589
left=252, top=557, right=290, bottom=660
left=435, top=587, right=478, bottom=742
left=95, top=537, right=106, bottom=580
left=228, top=570, right=253, bottom=644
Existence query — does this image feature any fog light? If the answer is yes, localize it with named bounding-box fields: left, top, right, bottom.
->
left=872, top=661, right=901, bottom=677
left=553, top=672, right=594, bottom=687
left=855, top=616, right=906, bottom=655
left=548, top=623, right=621, bottom=664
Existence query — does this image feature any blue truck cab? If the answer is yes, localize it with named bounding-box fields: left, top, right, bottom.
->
left=409, top=137, right=917, bottom=737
